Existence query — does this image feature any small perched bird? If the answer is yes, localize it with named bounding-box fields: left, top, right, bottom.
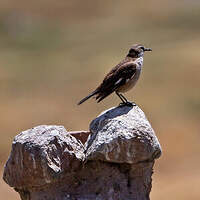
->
left=78, top=44, right=152, bottom=106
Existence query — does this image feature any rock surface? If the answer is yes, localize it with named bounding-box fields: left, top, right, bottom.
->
left=69, top=130, right=90, bottom=144
left=3, top=105, right=162, bottom=200
left=3, top=125, right=85, bottom=189
left=86, top=105, right=161, bottom=163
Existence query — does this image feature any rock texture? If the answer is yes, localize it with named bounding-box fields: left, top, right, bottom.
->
left=69, top=130, right=90, bottom=144
left=3, top=125, right=85, bottom=190
left=3, top=105, right=161, bottom=200
left=86, top=105, right=161, bottom=163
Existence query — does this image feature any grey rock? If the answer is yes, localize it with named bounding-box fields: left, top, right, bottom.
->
left=3, top=125, right=85, bottom=189
left=85, top=105, right=161, bottom=164
left=3, top=106, right=162, bottom=200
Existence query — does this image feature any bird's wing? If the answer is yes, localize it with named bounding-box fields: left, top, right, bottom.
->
left=96, top=62, right=137, bottom=102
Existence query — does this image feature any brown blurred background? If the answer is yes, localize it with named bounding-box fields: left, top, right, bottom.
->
left=0, top=0, right=200, bottom=199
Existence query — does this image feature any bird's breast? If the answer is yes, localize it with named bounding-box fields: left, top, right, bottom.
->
left=117, top=57, right=143, bottom=93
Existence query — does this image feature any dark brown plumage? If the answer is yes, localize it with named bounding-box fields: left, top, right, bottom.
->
left=78, top=44, right=152, bottom=105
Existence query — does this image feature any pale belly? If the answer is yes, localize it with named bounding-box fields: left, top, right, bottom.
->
left=117, top=67, right=141, bottom=93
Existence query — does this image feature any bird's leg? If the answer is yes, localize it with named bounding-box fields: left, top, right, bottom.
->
left=116, top=92, right=136, bottom=107
left=119, top=94, right=136, bottom=106
left=119, top=93, right=129, bottom=103
left=116, top=92, right=126, bottom=104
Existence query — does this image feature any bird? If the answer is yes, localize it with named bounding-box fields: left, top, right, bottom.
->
left=78, top=44, right=152, bottom=106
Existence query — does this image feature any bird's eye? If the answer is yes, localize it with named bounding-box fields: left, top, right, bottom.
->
left=140, top=47, right=145, bottom=51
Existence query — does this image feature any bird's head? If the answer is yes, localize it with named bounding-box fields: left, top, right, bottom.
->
left=127, top=44, right=152, bottom=58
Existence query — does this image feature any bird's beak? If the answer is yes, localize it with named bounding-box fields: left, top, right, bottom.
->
left=144, top=47, right=152, bottom=52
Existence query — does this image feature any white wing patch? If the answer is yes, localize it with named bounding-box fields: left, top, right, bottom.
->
left=114, top=78, right=123, bottom=85
left=126, top=72, right=136, bottom=83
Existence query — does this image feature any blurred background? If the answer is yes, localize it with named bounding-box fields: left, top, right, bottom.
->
left=0, top=0, right=200, bottom=199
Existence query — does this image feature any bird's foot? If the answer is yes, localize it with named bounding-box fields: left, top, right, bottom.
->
left=119, top=101, right=137, bottom=107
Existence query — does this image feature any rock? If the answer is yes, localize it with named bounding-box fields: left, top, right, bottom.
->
left=3, top=125, right=85, bottom=189
left=3, top=105, right=162, bottom=200
left=68, top=131, right=90, bottom=144
left=85, top=105, right=161, bottom=164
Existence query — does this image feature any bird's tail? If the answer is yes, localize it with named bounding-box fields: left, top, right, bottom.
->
left=77, top=90, right=98, bottom=105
